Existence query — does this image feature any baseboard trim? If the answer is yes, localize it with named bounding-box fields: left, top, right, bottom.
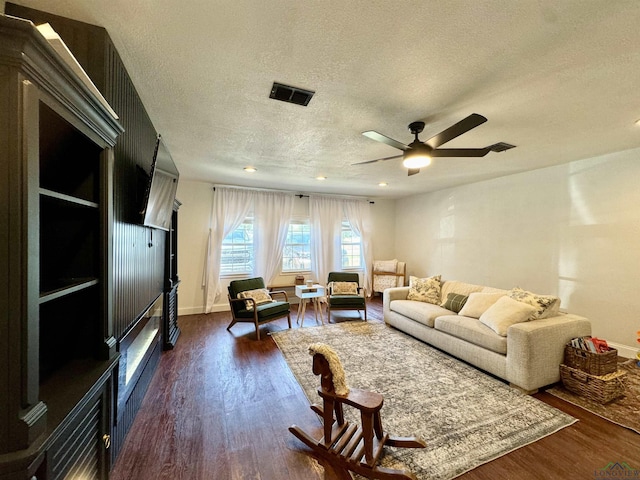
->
left=178, top=304, right=229, bottom=315
left=608, top=341, right=636, bottom=359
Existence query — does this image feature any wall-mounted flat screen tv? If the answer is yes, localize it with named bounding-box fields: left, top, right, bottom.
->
left=140, top=135, right=179, bottom=231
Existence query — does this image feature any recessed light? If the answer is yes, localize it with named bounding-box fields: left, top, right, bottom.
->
left=244, top=166, right=257, bottom=173
left=316, top=176, right=326, bottom=181
left=635, top=118, right=640, bottom=126
left=378, top=182, right=388, bottom=187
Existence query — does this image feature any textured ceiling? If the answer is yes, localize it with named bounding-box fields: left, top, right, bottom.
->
left=9, top=0, right=640, bottom=199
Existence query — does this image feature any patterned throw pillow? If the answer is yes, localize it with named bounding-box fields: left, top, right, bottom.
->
left=331, top=282, right=359, bottom=295
left=440, top=293, right=468, bottom=313
left=238, top=288, right=274, bottom=310
left=507, top=287, right=560, bottom=319
left=407, top=275, right=441, bottom=304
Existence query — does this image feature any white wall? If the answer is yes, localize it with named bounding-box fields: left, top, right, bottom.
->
left=395, top=147, right=640, bottom=357
left=175, top=181, right=213, bottom=315
left=175, top=183, right=398, bottom=314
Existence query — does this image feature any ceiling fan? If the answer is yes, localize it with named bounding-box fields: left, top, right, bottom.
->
left=354, top=113, right=514, bottom=176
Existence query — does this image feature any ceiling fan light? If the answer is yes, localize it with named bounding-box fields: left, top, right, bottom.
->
left=402, top=154, right=431, bottom=169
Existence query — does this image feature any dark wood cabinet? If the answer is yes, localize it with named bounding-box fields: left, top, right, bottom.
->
left=0, top=14, right=122, bottom=480
left=163, top=199, right=181, bottom=350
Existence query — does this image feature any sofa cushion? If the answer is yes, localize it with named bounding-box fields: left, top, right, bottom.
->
left=389, top=300, right=454, bottom=327
left=507, top=287, right=560, bottom=319
left=481, top=285, right=510, bottom=295
left=440, top=280, right=484, bottom=300
left=479, top=296, right=538, bottom=336
left=440, top=293, right=468, bottom=313
left=407, top=275, right=441, bottom=304
left=434, top=315, right=508, bottom=355
left=457, top=292, right=505, bottom=319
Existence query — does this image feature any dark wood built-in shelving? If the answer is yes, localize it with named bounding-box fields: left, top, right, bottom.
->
left=0, top=13, right=123, bottom=480
left=39, top=277, right=99, bottom=304
left=40, top=187, right=100, bottom=209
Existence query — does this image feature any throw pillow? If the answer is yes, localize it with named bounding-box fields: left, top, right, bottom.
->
left=331, top=281, right=359, bottom=295
left=440, top=293, right=469, bottom=313
left=507, top=287, right=560, bottom=319
left=237, top=288, right=273, bottom=310
left=374, top=259, right=398, bottom=273
left=457, top=292, right=505, bottom=319
left=407, top=275, right=441, bottom=304
left=479, top=296, right=538, bottom=336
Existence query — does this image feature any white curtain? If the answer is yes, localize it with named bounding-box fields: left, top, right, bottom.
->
left=203, top=187, right=253, bottom=313
left=253, top=191, right=294, bottom=285
left=344, top=199, right=374, bottom=295
left=309, top=195, right=343, bottom=286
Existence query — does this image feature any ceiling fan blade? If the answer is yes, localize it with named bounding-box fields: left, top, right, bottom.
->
left=351, top=154, right=403, bottom=166
left=431, top=147, right=491, bottom=157
left=426, top=113, right=487, bottom=148
left=362, top=130, right=409, bottom=151
left=407, top=168, right=420, bottom=176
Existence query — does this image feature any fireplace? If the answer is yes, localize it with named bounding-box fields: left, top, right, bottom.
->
left=116, top=294, right=162, bottom=419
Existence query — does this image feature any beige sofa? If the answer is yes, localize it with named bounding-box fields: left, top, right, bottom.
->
left=383, top=279, right=591, bottom=392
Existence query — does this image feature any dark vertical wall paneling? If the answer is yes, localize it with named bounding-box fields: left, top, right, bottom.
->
left=104, top=37, right=165, bottom=339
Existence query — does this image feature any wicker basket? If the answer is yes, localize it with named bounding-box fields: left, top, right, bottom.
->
left=563, top=344, right=618, bottom=376
left=560, top=364, right=626, bottom=404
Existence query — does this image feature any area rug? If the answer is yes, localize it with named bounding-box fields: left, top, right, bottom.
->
left=547, top=358, right=640, bottom=434
left=271, top=322, right=577, bottom=480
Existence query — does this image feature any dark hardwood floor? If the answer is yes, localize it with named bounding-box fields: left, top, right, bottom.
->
left=111, top=296, right=640, bottom=480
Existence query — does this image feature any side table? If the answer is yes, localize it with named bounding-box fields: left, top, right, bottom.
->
left=295, top=284, right=326, bottom=327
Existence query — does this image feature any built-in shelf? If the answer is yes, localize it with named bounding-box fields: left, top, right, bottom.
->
left=1, top=12, right=123, bottom=480
left=40, top=277, right=99, bottom=304
left=39, top=355, right=119, bottom=437
left=40, top=187, right=99, bottom=209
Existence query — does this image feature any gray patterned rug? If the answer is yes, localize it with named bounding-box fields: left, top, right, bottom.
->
left=271, top=321, right=577, bottom=480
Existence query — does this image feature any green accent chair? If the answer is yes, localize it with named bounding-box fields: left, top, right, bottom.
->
left=326, top=272, right=367, bottom=323
left=227, top=277, right=291, bottom=340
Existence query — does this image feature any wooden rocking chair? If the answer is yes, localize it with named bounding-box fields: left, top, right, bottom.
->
left=289, top=344, right=426, bottom=480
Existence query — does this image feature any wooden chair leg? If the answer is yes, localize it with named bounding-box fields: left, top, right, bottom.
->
left=322, top=397, right=335, bottom=446
left=360, top=411, right=375, bottom=465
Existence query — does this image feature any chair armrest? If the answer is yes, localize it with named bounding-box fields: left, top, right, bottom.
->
left=270, top=289, right=289, bottom=302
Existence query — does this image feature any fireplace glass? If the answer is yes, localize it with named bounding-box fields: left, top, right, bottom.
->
left=117, top=295, right=162, bottom=417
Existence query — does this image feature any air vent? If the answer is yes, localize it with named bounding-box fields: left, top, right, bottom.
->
left=269, top=82, right=314, bottom=106
left=488, top=142, right=516, bottom=152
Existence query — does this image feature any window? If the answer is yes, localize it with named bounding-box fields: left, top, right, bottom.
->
left=341, top=221, right=362, bottom=269
left=282, top=220, right=311, bottom=272
left=220, top=219, right=253, bottom=275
